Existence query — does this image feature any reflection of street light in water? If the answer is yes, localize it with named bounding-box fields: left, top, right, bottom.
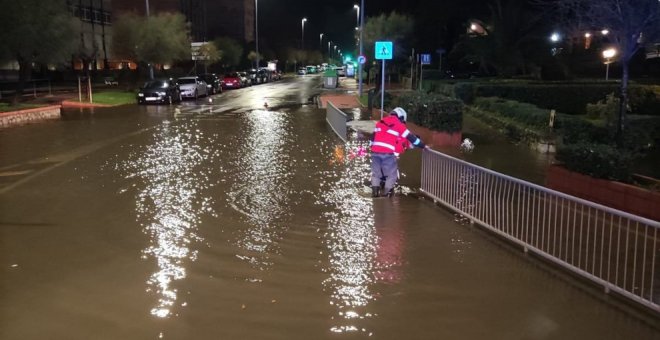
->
left=602, top=48, right=617, bottom=80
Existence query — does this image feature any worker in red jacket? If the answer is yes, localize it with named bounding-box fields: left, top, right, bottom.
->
left=371, top=107, right=427, bottom=197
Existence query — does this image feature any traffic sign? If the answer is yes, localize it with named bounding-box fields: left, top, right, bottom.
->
left=421, top=53, right=431, bottom=65
left=375, top=41, right=393, bottom=60
left=357, top=55, right=366, bottom=65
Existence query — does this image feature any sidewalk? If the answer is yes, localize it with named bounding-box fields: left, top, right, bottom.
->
left=318, top=76, right=364, bottom=109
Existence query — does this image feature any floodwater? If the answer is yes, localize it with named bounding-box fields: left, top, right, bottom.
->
left=1, top=77, right=659, bottom=339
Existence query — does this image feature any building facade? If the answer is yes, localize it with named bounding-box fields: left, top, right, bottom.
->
left=67, top=0, right=114, bottom=70
left=112, top=0, right=207, bottom=42
left=206, top=0, right=254, bottom=43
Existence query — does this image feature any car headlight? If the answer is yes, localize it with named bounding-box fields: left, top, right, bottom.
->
left=138, top=93, right=144, bottom=97
left=157, top=92, right=166, bottom=96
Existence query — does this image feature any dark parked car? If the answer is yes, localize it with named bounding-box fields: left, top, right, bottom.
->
left=237, top=71, right=251, bottom=87
left=257, top=68, right=270, bottom=83
left=222, top=72, right=243, bottom=90
left=137, top=79, right=181, bottom=105
left=202, top=73, right=222, bottom=94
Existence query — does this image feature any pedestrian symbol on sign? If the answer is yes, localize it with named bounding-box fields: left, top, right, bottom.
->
left=375, top=41, right=393, bottom=60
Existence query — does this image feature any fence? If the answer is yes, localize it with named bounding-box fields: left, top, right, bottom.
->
left=420, top=149, right=660, bottom=313
left=326, top=101, right=348, bottom=142
left=0, top=79, right=52, bottom=99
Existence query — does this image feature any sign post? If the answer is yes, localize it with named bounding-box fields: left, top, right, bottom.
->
left=375, top=41, right=393, bottom=119
left=419, top=53, right=431, bottom=91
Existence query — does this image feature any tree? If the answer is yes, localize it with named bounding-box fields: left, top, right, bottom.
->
left=247, top=51, right=262, bottom=67
left=213, top=37, right=243, bottom=69
left=197, top=43, right=221, bottom=73
left=451, top=0, right=546, bottom=77
left=540, top=0, right=660, bottom=138
left=363, top=12, right=414, bottom=62
left=112, top=13, right=190, bottom=79
left=0, top=0, right=76, bottom=104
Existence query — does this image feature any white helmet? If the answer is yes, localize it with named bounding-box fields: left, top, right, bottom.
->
left=392, top=107, right=407, bottom=122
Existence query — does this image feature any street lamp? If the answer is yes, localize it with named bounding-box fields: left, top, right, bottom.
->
left=320, top=33, right=324, bottom=51
left=255, top=0, right=259, bottom=69
left=301, top=17, right=307, bottom=49
left=357, top=0, right=365, bottom=96
left=550, top=32, right=561, bottom=42
left=353, top=4, right=360, bottom=27
left=328, top=41, right=331, bottom=56
left=602, top=48, right=617, bottom=80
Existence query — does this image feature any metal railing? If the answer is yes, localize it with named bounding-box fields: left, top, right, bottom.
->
left=326, top=101, right=348, bottom=142
left=420, top=149, right=660, bottom=313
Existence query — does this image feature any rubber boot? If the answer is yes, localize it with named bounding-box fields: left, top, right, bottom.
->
left=371, top=186, right=380, bottom=198
left=382, top=187, right=394, bottom=197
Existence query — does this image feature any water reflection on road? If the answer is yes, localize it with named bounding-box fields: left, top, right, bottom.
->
left=228, top=110, right=293, bottom=273
left=319, top=140, right=379, bottom=335
left=115, top=120, right=218, bottom=318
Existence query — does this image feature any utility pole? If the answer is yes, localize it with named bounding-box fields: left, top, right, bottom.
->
left=255, top=0, right=259, bottom=69
left=357, top=0, right=365, bottom=97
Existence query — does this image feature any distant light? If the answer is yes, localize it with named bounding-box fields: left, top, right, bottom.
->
left=602, top=48, right=617, bottom=59
left=470, top=23, right=478, bottom=31
left=550, top=32, right=561, bottom=42
left=584, top=32, right=591, bottom=38
left=601, top=29, right=609, bottom=35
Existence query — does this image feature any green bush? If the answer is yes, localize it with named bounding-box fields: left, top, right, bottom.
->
left=628, top=85, right=660, bottom=116
left=394, top=91, right=463, bottom=132
left=585, top=93, right=618, bottom=120
left=556, top=143, right=634, bottom=182
left=429, top=81, right=660, bottom=116
left=472, top=97, right=609, bottom=144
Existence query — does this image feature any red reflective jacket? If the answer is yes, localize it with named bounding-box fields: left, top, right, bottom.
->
left=394, top=137, right=411, bottom=157
left=371, top=115, right=419, bottom=154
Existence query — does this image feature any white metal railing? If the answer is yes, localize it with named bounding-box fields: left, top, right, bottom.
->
left=326, top=101, right=348, bottom=142
left=420, top=149, right=660, bottom=313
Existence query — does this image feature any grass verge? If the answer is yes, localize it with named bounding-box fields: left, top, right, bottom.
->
left=0, top=103, right=42, bottom=113
left=74, top=90, right=136, bottom=106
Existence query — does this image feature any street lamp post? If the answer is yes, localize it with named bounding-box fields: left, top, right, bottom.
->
left=320, top=33, right=324, bottom=52
left=602, top=48, right=617, bottom=81
left=255, top=0, right=259, bottom=69
left=357, top=0, right=365, bottom=96
left=328, top=41, right=331, bottom=56
left=301, top=18, right=307, bottom=50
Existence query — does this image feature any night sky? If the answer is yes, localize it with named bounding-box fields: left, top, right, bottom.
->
left=250, top=0, right=488, bottom=54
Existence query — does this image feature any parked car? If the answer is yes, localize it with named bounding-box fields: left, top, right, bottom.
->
left=237, top=71, right=251, bottom=87
left=246, top=69, right=259, bottom=85
left=257, top=68, right=271, bottom=83
left=201, top=73, right=222, bottom=94
left=270, top=70, right=281, bottom=81
left=137, top=79, right=181, bottom=105
left=177, top=76, right=208, bottom=99
left=297, top=68, right=307, bottom=75
left=222, top=72, right=243, bottom=89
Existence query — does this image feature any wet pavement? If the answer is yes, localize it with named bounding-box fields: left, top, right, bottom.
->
left=1, top=75, right=658, bottom=339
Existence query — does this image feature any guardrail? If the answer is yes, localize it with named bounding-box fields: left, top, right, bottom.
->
left=326, top=101, right=348, bottom=142
left=420, top=149, right=660, bottom=312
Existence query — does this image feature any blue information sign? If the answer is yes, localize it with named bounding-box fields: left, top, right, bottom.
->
left=421, top=53, right=431, bottom=65
left=375, top=41, right=393, bottom=60
left=357, top=55, right=367, bottom=65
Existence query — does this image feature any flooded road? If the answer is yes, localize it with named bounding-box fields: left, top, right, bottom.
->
left=1, top=76, right=658, bottom=339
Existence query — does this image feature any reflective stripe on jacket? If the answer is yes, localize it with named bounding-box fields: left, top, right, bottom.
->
left=371, top=115, right=425, bottom=154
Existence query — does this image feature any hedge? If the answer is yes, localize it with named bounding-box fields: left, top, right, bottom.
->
left=393, top=91, right=463, bottom=132
left=426, top=81, right=660, bottom=115
left=556, top=143, right=634, bottom=182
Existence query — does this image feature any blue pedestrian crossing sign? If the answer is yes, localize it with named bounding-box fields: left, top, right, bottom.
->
left=375, top=41, right=393, bottom=60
